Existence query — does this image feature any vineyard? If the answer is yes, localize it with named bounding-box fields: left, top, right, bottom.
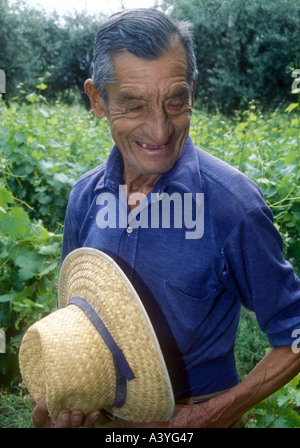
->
left=0, top=89, right=299, bottom=427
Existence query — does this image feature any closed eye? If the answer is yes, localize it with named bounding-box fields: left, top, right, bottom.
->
left=128, top=105, right=144, bottom=112
left=168, top=103, right=184, bottom=110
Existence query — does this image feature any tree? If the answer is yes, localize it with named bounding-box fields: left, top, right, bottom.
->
left=161, top=0, right=300, bottom=113
left=0, top=1, right=106, bottom=106
left=46, top=12, right=101, bottom=108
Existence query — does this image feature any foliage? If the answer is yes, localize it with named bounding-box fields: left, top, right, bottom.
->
left=162, top=0, right=300, bottom=113
left=0, top=0, right=106, bottom=107
left=235, top=308, right=269, bottom=379
left=0, top=181, right=62, bottom=388
left=0, top=386, right=33, bottom=428
left=246, top=375, right=300, bottom=428
left=0, top=86, right=112, bottom=230
left=1, top=0, right=300, bottom=112
left=0, top=90, right=112, bottom=388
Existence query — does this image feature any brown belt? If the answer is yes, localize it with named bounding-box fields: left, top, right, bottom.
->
left=176, top=388, right=231, bottom=405
left=176, top=389, right=245, bottom=428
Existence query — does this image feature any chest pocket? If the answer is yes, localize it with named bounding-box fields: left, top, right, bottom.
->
left=161, top=280, right=224, bottom=354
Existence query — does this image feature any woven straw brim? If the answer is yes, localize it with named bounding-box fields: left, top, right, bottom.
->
left=19, top=248, right=174, bottom=422
left=19, top=305, right=118, bottom=421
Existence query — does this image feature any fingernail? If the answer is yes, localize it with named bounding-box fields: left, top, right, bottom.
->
left=73, top=413, right=82, bottom=422
left=61, top=411, right=70, bottom=422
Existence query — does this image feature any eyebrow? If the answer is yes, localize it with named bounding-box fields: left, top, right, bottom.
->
left=117, top=92, right=146, bottom=102
left=167, top=87, right=190, bottom=100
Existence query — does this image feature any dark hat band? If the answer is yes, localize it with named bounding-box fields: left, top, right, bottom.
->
left=68, top=296, right=135, bottom=408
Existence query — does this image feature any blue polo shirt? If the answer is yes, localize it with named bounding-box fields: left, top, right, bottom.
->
left=61, top=135, right=300, bottom=400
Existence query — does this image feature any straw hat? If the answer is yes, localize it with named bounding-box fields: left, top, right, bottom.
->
left=19, top=247, right=174, bottom=422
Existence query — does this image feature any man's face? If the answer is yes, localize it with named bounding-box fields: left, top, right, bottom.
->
left=101, top=40, right=194, bottom=178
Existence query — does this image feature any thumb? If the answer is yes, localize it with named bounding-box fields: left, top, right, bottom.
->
left=32, top=395, right=54, bottom=428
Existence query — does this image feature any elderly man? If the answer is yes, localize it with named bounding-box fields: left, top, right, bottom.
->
left=33, top=8, right=300, bottom=428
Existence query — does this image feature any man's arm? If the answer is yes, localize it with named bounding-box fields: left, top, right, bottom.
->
left=131, top=346, right=300, bottom=428
left=32, top=346, right=299, bottom=428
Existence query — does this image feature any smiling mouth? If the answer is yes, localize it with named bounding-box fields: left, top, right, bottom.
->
left=136, top=141, right=169, bottom=150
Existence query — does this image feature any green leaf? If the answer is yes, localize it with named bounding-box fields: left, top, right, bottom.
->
left=26, top=92, right=40, bottom=103
left=234, top=122, right=247, bottom=133
left=39, top=260, right=59, bottom=276
left=284, top=151, right=298, bottom=164
left=284, top=376, right=300, bottom=406
left=14, top=252, right=44, bottom=281
left=38, top=242, right=61, bottom=255
left=0, top=188, right=14, bottom=210
left=37, top=82, right=47, bottom=90
left=0, top=292, right=17, bottom=303
left=0, top=207, right=31, bottom=238
left=53, top=172, right=73, bottom=185
left=285, top=103, right=299, bottom=113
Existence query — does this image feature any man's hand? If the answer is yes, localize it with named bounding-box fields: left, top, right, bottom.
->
left=129, top=400, right=238, bottom=428
left=32, top=396, right=101, bottom=428
left=131, top=346, right=300, bottom=428
left=129, top=404, right=209, bottom=428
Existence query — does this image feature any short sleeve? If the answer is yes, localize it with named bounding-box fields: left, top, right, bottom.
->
left=222, top=205, right=300, bottom=347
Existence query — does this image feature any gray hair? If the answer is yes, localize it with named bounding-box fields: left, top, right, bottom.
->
left=92, top=8, right=197, bottom=104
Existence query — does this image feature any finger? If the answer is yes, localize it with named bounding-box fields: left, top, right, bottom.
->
left=83, top=410, right=101, bottom=427
left=70, top=410, right=85, bottom=428
left=56, top=410, right=71, bottom=428
left=32, top=396, right=53, bottom=428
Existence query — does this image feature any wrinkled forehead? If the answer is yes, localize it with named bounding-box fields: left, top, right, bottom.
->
left=111, top=38, right=189, bottom=83
left=107, top=41, right=190, bottom=102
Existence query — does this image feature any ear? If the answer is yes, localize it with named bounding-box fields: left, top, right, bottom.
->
left=84, top=79, right=106, bottom=119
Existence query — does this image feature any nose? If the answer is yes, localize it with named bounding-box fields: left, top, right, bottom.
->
left=144, top=106, right=173, bottom=145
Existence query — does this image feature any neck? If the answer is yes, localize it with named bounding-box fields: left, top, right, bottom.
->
left=123, top=166, right=162, bottom=212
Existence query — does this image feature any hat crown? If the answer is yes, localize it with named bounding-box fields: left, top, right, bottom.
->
left=19, top=248, right=174, bottom=422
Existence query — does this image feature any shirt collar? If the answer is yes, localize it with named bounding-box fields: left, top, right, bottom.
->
left=94, top=135, right=202, bottom=195
left=94, top=144, right=124, bottom=193
left=156, top=135, right=202, bottom=195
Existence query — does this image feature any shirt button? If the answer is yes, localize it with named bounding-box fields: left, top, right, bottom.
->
left=126, top=226, right=133, bottom=234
